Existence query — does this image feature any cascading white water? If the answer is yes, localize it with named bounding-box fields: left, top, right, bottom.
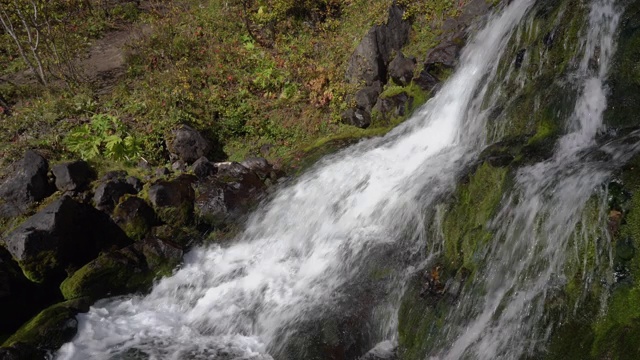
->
left=432, top=0, right=624, bottom=358
left=55, top=1, right=537, bottom=359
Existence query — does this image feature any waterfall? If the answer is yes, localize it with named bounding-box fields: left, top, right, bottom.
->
left=55, top=0, right=634, bottom=359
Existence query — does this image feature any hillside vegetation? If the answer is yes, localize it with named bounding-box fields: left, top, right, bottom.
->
left=0, top=0, right=466, bottom=173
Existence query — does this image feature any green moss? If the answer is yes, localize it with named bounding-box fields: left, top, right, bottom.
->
left=442, top=162, right=508, bottom=270
left=18, top=250, right=59, bottom=284
left=397, top=163, right=508, bottom=359
left=604, top=1, right=640, bottom=128
left=155, top=202, right=194, bottom=228
left=2, top=298, right=89, bottom=350
left=60, top=250, right=153, bottom=300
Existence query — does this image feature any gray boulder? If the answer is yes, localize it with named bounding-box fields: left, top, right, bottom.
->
left=3, top=196, right=131, bottom=283
left=345, top=5, right=411, bottom=85
left=51, top=160, right=94, bottom=192
left=0, top=150, right=53, bottom=218
left=388, top=52, right=416, bottom=86
left=167, top=125, right=212, bottom=164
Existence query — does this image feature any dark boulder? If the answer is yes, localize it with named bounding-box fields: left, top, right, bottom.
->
left=388, top=52, right=416, bottom=86
left=0, top=150, right=53, bottom=218
left=3, top=196, right=131, bottom=284
left=0, top=247, right=51, bottom=340
left=355, top=81, right=383, bottom=113
left=93, top=174, right=138, bottom=212
left=195, top=163, right=265, bottom=227
left=148, top=174, right=197, bottom=227
left=345, top=5, right=411, bottom=85
left=1, top=298, right=91, bottom=354
left=51, top=161, right=94, bottom=192
left=240, top=157, right=273, bottom=180
left=167, top=124, right=212, bottom=164
left=125, top=176, right=144, bottom=192
left=60, top=237, right=182, bottom=301
left=112, top=196, right=158, bottom=241
left=0, top=343, right=46, bottom=360
left=194, top=181, right=229, bottom=227
left=413, top=68, right=441, bottom=92
left=139, top=236, right=183, bottom=273
left=192, top=157, right=217, bottom=179
left=342, top=108, right=372, bottom=129
left=373, top=91, right=414, bottom=122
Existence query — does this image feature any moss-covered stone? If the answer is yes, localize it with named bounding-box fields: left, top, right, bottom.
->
left=112, top=196, right=158, bottom=241
left=59, top=246, right=153, bottom=300
left=2, top=298, right=90, bottom=352
left=604, top=0, right=640, bottom=129
left=398, top=161, right=508, bottom=359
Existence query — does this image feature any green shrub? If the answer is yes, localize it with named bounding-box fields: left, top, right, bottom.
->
left=64, top=114, right=141, bottom=161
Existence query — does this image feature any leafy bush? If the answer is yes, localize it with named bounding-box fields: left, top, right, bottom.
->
left=64, top=114, right=141, bottom=161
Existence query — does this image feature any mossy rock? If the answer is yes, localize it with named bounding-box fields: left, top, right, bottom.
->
left=604, top=0, right=640, bottom=129
left=112, top=196, right=159, bottom=241
left=2, top=298, right=90, bottom=352
left=60, top=246, right=153, bottom=300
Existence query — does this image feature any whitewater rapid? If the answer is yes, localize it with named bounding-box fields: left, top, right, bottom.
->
left=56, top=1, right=536, bottom=359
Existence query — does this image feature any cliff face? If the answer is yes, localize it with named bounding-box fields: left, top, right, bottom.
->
left=396, top=1, right=640, bottom=359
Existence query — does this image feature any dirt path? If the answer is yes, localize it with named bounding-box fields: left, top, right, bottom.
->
left=79, top=24, right=150, bottom=94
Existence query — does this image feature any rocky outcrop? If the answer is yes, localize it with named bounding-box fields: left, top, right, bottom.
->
left=343, top=5, right=411, bottom=128
left=3, top=196, right=131, bottom=284
left=345, top=5, right=411, bottom=86
left=388, top=52, right=416, bottom=86
left=0, top=150, right=53, bottom=218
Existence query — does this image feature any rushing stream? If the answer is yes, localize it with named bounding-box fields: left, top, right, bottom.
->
left=56, top=0, right=635, bottom=359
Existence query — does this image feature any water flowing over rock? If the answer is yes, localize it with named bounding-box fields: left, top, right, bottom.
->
left=50, top=1, right=640, bottom=359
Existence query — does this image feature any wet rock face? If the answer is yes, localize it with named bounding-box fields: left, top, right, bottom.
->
left=0, top=150, right=53, bottom=218
left=51, top=160, right=94, bottom=192
left=4, top=196, right=131, bottom=284
left=167, top=124, right=212, bottom=164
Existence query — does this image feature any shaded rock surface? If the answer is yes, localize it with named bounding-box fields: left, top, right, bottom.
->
left=148, top=174, right=197, bottom=227
left=112, top=196, right=159, bottom=241
left=0, top=151, right=53, bottom=218
left=1, top=298, right=91, bottom=353
left=345, top=5, right=411, bottom=86
left=51, top=161, right=94, bottom=192
left=93, top=173, right=139, bottom=212
left=60, top=237, right=182, bottom=301
left=3, top=196, right=131, bottom=283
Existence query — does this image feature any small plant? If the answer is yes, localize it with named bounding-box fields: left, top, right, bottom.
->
left=64, top=114, right=141, bottom=161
